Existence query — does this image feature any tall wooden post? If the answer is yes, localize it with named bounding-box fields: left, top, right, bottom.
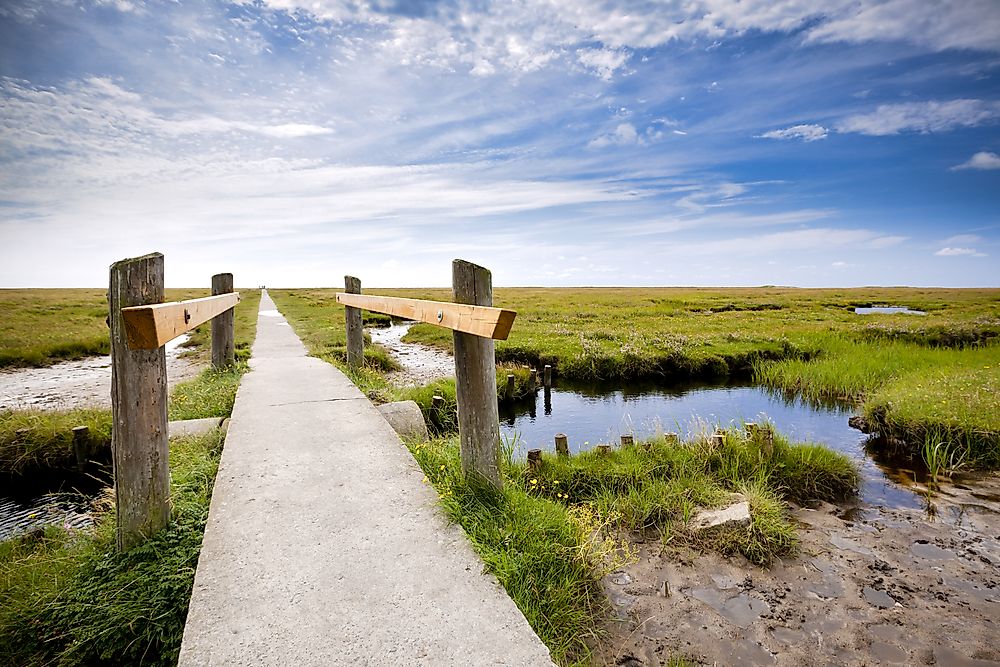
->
left=211, top=273, right=235, bottom=369
left=345, top=275, right=363, bottom=370
left=452, top=259, right=502, bottom=489
left=109, top=252, right=170, bottom=551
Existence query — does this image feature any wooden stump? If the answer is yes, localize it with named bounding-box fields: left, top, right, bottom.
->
left=527, top=448, right=542, bottom=472
left=554, top=433, right=569, bottom=456
left=620, top=434, right=634, bottom=448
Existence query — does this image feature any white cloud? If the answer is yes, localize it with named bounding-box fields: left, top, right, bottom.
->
left=935, top=247, right=987, bottom=257
left=943, top=234, right=983, bottom=245
left=576, top=48, right=629, bottom=80
left=951, top=151, right=1000, bottom=171
left=673, top=228, right=907, bottom=256
left=836, top=100, right=1000, bottom=136
left=758, top=124, right=829, bottom=142
left=588, top=122, right=640, bottom=148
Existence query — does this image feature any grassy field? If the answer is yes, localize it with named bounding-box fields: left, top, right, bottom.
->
left=270, top=286, right=1000, bottom=464
left=0, top=287, right=261, bottom=368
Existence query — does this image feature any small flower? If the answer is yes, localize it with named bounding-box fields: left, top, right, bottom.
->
left=421, top=476, right=428, bottom=484
left=439, top=464, right=446, bottom=471
left=530, top=478, right=538, bottom=485
left=553, top=480, right=560, bottom=485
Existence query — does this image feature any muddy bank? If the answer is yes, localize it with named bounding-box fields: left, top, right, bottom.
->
left=369, top=322, right=454, bottom=386
left=598, top=476, right=1000, bottom=666
left=0, top=336, right=203, bottom=410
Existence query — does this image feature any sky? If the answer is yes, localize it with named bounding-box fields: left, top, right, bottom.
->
left=1, top=0, right=999, bottom=288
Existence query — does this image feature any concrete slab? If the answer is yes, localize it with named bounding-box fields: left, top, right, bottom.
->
left=179, top=291, right=553, bottom=666
left=168, top=417, right=226, bottom=439
left=376, top=400, right=429, bottom=442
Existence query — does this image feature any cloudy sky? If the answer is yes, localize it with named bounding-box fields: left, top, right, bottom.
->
left=1, top=0, right=998, bottom=288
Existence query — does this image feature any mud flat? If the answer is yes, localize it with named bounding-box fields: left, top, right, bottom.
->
left=0, top=336, right=203, bottom=410
left=368, top=322, right=454, bottom=386
left=598, top=476, right=1000, bottom=666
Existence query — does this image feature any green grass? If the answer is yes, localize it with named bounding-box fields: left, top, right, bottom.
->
left=270, top=286, right=1000, bottom=466
left=168, top=362, right=249, bottom=421
left=408, top=425, right=858, bottom=664
left=0, top=287, right=261, bottom=368
left=0, top=429, right=224, bottom=666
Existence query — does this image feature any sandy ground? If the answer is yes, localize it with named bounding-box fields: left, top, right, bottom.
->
left=368, top=322, right=454, bottom=386
left=596, top=475, right=1000, bottom=666
left=0, top=336, right=204, bottom=410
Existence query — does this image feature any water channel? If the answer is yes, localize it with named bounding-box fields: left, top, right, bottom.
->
left=498, top=381, right=927, bottom=510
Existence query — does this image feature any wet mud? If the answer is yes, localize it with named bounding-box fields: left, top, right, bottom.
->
left=0, top=336, right=203, bottom=410
left=368, top=322, right=454, bottom=386
left=597, top=477, right=1000, bottom=666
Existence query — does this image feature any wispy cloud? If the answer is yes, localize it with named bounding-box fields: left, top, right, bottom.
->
left=951, top=151, right=1000, bottom=171
left=836, top=100, right=1000, bottom=136
left=935, top=247, right=988, bottom=257
left=758, top=124, right=829, bottom=142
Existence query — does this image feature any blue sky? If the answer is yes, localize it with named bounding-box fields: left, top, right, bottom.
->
left=1, top=0, right=998, bottom=288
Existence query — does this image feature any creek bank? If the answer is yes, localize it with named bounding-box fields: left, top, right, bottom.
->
left=0, top=334, right=203, bottom=411
left=597, top=479, right=1000, bottom=666
left=368, top=321, right=454, bottom=386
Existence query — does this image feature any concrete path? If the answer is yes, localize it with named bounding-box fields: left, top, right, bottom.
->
left=179, top=292, right=553, bottom=666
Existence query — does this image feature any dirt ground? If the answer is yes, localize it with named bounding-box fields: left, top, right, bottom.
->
left=0, top=336, right=204, bottom=410
left=596, top=476, right=1000, bottom=666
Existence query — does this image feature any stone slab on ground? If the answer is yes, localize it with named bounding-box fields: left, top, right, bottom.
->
left=168, top=417, right=226, bottom=439
left=690, top=498, right=751, bottom=532
left=376, top=400, right=429, bottom=442
left=179, top=291, right=553, bottom=667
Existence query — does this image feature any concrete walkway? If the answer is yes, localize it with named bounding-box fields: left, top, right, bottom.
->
left=179, top=292, right=553, bottom=666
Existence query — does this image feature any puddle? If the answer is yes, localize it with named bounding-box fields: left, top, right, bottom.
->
left=862, top=586, right=896, bottom=608
left=910, top=540, right=955, bottom=560
left=688, top=587, right=770, bottom=628
left=854, top=306, right=926, bottom=315
left=933, top=647, right=1000, bottom=666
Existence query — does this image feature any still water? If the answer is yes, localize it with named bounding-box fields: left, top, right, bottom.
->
left=499, top=381, right=925, bottom=510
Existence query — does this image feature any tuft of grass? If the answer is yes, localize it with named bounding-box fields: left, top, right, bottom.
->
left=0, top=408, right=113, bottom=478
left=407, top=427, right=857, bottom=663
left=0, top=429, right=225, bottom=666
left=168, top=362, right=249, bottom=421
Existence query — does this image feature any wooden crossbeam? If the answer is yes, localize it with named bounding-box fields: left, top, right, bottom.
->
left=335, top=293, right=516, bottom=340
left=120, top=293, right=241, bottom=350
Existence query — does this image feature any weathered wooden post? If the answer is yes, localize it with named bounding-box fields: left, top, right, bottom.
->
left=109, top=252, right=170, bottom=551
left=505, top=373, right=515, bottom=401
left=529, top=368, right=537, bottom=386
left=597, top=443, right=612, bottom=455
left=621, top=434, right=634, bottom=448
left=554, top=433, right=569, bottom=456
left=345, top=275, right=363, bottom=370
left=527, top=449, right=542, bottom=472
left=211, top=273, right=235, bottom=369
left=452, top=259, right=502, bottom=489
left=544, top=364, right=552, bottom=388
left=72, top=425, right=89, bottom=471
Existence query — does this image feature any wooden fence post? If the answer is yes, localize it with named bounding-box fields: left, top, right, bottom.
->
left=109, top=252, right=170, bottom=551
left=345, top=275, right=363, bottom=370
left=452, top=259, right=502, bottom=490
left=211, top=273, right=235, bottom=369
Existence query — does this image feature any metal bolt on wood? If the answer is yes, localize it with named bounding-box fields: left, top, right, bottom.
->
left=554, top=433, right=569, bottom=456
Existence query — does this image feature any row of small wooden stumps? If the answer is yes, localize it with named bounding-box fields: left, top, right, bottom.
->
left=524, top=421, right=773, bottom=469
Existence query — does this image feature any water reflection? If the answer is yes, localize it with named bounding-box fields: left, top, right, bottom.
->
left=499, top=380, right=929, bottom=510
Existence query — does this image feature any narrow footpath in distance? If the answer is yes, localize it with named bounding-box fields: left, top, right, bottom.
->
left=179, top=291, right=553, bottom=666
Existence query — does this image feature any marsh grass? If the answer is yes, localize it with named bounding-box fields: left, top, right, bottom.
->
left=270, top=287, right=1000, bottom=466
left=408, top=425, right=858, bottom=664
left=0, top=429, right=224, bottom=666
left=0, top=288, right=261, bottom=369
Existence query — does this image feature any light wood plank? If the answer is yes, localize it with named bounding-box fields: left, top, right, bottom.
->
left=120, top=292, right=241, bottom=350
left=335, top=293, right=516, bottom=340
